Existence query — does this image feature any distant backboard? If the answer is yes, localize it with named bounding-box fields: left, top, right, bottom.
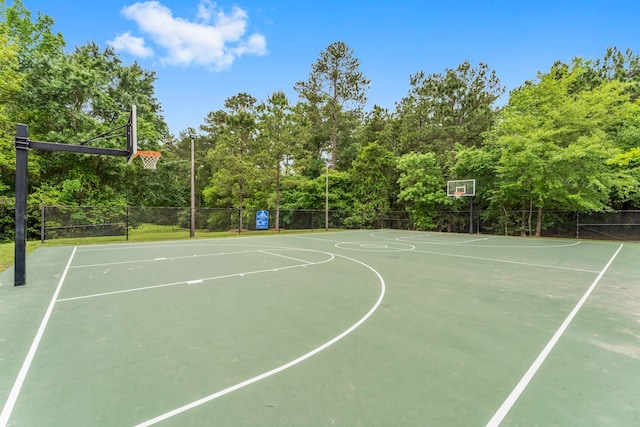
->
left=447, top=179, right=476, bottom=198
left=126, top=105, right=137, bottom=163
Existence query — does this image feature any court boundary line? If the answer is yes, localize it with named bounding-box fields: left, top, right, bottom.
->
left=293, top=234, right=596, bottom=272
left=259, top=250, right=314, bottom=265
left=73, top=238, right=327, bottom=253
left=134, top=252, right=386, bottom=427
left=369, top=231, right=583, bottom=249
left=57, top=250, right=335, bottom=303
left=0, top=247, right=78, bottom=427
left=70, top=248, right=288, bottom=269
left=485, top=243, right=624, bottom=427
left=412, top=248, right=599, bottom=273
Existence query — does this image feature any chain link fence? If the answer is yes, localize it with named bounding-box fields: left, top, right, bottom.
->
left=39, top=206, right=415, bottom=241
left=1, top=203, right=639, bottom=242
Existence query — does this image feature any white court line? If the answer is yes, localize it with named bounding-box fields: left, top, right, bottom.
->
left=74, top=240, right=296, bottom=253
left=486, top=243, right=624, bottom=427
left=413, top=248, right=599, bottom=274
left=406, top=240, right=583, bottom=249
left=290, top=235, right=352, bottom=244
left=0, top=247, right=77, bottom=427
left=134, top=252, right=386, bottom=427
left=70, top=249, right=272, bottom=269
left=57, top=253, right=335, bottom=302
left=295, top=234, right=591, bottom=271
left=456, top=236, right=497, bottom=244
left=369, top=231, right=584, bottom=249
left=259, top=250, right=315, bottom=265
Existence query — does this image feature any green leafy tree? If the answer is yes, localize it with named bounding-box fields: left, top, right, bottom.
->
left=396, top=152, right=449, bottom=230
left=489, top=60, right=640, bottom=236
left=450, top=143, right=499, bottom=208
left=0, top=0, right=169, bottom=241
left=203, top=93, right=260, bottom=230
left=0, top=0, right=65, bottom=65
left=0, top=28, right=22, bottom=195
left=256, top=91, right=298, bottom=230
left=0, top=0, right=63, bottom=193
left=26, top=43, right=166, bottom=207
left=608, top=147, right=640, bottom=208
left=281, top=168, right=353, bottom=211
left=349, top=142, right=397, bottom=220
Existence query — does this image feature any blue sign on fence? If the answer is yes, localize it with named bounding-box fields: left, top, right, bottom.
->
left=256, top=210, right=269, bottom=230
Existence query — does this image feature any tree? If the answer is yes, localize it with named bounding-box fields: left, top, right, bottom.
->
left=23, top=43, right=167, bottom=207
left=0, top=0, right=64, bottom=196
left=395, top=61, right=504, bottom=164
left=257, top=91, right=297, bottom=230
left=349, top=142, right=397, bottom=220
left=203, top=93, right=260, bottom=230
left=294, top=41, right=370, bottom=169
left=356, top=105, right=400, bottom=155
left=0, top=27, right=22, bottom=195
left=450, top=143, right=500, bottom=209
left=396, top=152, right=448, bottom=230
left=489, top=60, right=640, bottom=236
left=0, top=0, right=169, bottom=243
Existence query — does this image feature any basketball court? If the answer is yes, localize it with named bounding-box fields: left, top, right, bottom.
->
left=1, top=230, right=638, bottom=426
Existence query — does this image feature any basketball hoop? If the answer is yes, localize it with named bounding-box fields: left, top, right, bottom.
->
left=454, top=191, right=463, bottom=199
left=135, top=150, right=161, bottom=170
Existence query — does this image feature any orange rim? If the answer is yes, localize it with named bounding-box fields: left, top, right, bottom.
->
left=135, top=150, right=161, bottom=158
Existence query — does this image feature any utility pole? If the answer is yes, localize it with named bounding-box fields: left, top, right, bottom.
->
left=325, top=162, right=329, bottom=231
left=190, top=133, right=195, bottom=238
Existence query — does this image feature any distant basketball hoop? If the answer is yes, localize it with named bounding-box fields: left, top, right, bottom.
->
left=447, top=179, right=477, bottom=234
left=135, top=150, right=161, bottom=170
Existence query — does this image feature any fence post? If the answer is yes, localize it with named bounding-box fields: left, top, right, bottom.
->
left=125, top=206, right=129, bottom=241
left=41, top=203, right=45, bottom=243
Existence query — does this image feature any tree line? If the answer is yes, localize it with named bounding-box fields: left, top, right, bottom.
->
left=1, top=0, right=639, bottom=240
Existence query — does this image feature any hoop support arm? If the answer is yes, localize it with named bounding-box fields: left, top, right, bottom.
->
left=29, top=141, right=130, bottom=157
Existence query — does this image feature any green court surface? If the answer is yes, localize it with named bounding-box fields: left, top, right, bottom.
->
left=1, top=230, right=638, bottom=426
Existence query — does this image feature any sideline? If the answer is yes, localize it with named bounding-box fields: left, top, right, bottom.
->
left=485, top=243, right=624, bottom=427
left=0, top=247, right=78, bottom=427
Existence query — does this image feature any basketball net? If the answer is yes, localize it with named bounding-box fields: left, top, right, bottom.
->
left=454, top=191, right=463, bottom=199
left=135, top=151, right=161, bottom=170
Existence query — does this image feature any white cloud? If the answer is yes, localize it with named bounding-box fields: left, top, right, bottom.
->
left=196, top=0, right=214, bottom=22
left=114, top=0, right=267, bottom=70
left=107, top=32, right=154, bottom=58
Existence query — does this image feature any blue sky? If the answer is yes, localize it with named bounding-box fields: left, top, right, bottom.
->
left=18, top=0, right=640, bottom=137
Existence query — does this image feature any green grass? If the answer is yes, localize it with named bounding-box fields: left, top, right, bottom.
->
left=0, top=225, right=335, bottom=273
left=0, top=241, right=41, bottom=273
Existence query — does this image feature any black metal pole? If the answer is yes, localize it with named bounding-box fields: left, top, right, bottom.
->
left=41, top=202, right=45, bottom=243
left=325, top=163, right=329, bottom=231
left=14, top=124, right=29, bottom=286
left=190, top=136, right=195, bottom=238
left=469, top=196, right=474, bottom=234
